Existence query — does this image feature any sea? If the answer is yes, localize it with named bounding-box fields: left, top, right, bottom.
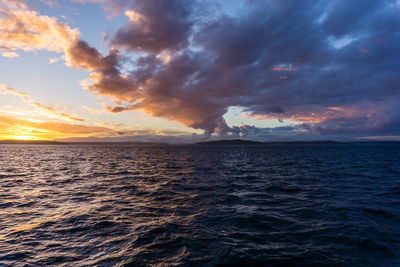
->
left=0, top=143, right=399, bottom=266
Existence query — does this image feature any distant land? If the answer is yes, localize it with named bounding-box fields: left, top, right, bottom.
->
left=69, top=142, right=169, bottom=146
left=195, top=139, right=264, bottom=146
left=1, top=139, right=399, bottom=146
left=194, top=139, right=343, bottom=146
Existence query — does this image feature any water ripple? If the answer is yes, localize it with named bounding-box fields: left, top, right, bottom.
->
left=0, top=144, right=399, bottom=266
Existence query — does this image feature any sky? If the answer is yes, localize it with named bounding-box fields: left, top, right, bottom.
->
left=0, top=0, right=399, bottom=142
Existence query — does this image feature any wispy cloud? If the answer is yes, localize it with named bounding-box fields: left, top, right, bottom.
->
left=0, top=84, right=84, bottom=122
left=48, top=56, right=61, bottom=64
left=0, top=84, right=29, bottom=98
left=32, top=103, right=84, bottom=122
left=1, top=51, right=19, bottom=58
left=357, top=136, right=400, bottom=141
left=271, top=64, right=299, bottom=72
left=82, top=106, right=103, bottom=114
left=39, top=0, right=60, bottom=8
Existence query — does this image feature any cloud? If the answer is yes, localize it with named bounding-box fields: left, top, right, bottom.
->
left=32, top=103, right=84, bottom=122
left=2, top=0, right=400, bottom=140
left=271, top=66, right=298, bottom=72
left=0, top=0, right=79, bottom=54
left=104, top=105, right=135, bottom=113
left=0, top=84, right=29, bottom=98
left=110, top=0, right=193, bottom=53
left=0, top=115, right=203, bottom=142
left=88, top=0, right=400, bottom=138
left=1, top=51, right=19, bottom=58
left=48, top=56, right=61, bottom=64
left=39, top=0, right=59, bottom=8
left=0, top=1, right=135, bottom=119
left=82, top=106, right=103, bottom=114
left=0, top=0, right=125, bottom=95
left=71, top=0, right=105, bottom=4
left=357, top=136, right=400, bottom=141
left=65, top=40, right=138, bottom=102
left=0, top=84, right=84, bottom=122
left=36, top=121, right=108, bottom=134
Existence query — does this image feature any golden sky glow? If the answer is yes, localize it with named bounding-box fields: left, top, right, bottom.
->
left=0, top=116, right=110, bottom=140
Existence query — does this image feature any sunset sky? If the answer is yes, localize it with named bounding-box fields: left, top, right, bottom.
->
left=0, top=0, right=399, bottom=142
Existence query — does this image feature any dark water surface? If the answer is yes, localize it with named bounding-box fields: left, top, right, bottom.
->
left=0, top=144, right=399, bottom=266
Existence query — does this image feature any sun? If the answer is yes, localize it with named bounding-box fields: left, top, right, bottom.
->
left=13, top=135, right=38, bottom=140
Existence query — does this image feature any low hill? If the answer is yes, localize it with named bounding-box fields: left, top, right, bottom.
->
left=195, top=139, right=264, bottom=146
left=195, top=139, right=343, bottom=146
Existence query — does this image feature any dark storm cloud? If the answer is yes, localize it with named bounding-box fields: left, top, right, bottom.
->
left=110, top=0, right=193, bottom=53
left=322, top=0, right=395, bottom=37
left=78, top=0, right=400, bottom=139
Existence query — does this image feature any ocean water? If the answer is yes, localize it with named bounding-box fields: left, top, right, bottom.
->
left=0, top=144, right=399, bottom=266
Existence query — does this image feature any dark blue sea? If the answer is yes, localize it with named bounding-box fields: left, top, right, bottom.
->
left=0, top=144, right=399, bottom=266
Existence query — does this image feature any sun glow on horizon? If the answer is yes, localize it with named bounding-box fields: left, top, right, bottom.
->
left=12, top=135, right=41, bottom=140
left=5, top=131, right=49, bottom=141
left=0, top=125, right=53, bottom=141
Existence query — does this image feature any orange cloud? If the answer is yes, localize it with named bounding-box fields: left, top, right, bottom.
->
left=0, top=84, right=29, bottom=98
left=82, top=106, right=103, bottom=114
left=125, top=10, right=143, bottom=23
left=271, top=66, right=298, bottom=71
left=0, top=0, right=79, bottom=56
left=244, top=113, right=273, bottom=120
left=245, top=106, right=361, bottom=124
left=0, top=0, right=118, bottom=84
